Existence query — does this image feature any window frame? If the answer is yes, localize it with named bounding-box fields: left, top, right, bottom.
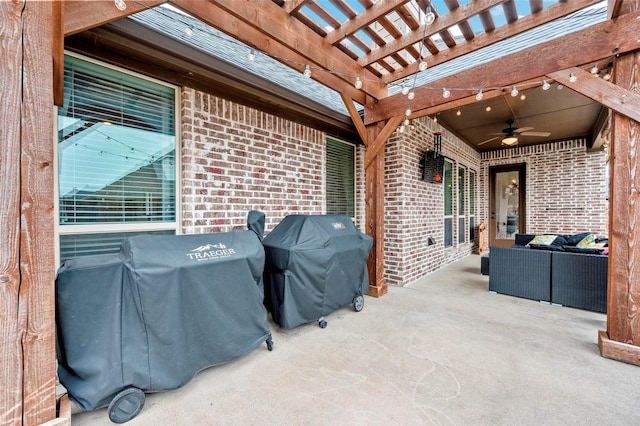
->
left=54, top=52, right=181, bottom=266
left=443, top=159, right=454, bottom=248
left=458, top=165, right=466, bottom=244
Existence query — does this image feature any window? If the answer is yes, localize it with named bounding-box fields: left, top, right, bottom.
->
left=469, top=170, right=476, bottom=241
left=325, top=138, right=355, bottom=217
left=458, top=166, right=466, bottom=243
left=56, top=54, right=179, bottom=264
left=444, top=159, right=453, bottom=247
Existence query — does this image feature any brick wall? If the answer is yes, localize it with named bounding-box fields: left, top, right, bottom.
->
left=480, top=139, right=608, bottom=243
left=181, top=87, right=327, bottom=234
left=384, top=118, right=481, bottom=287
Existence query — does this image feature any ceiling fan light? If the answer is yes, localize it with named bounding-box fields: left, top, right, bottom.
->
left=502, top=136, right=518, bottom=146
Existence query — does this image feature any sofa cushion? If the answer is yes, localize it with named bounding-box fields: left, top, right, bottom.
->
left=563, top=246, right=605, bottom=255
left=514, top=234, right=536, bottom=246
left=566, top=232, right=591, bottom=246
left=526, top=234, right=558, bottom=247
left=577, top=234, right=598, bottom=248
left=529, top=243, right=565, bottom=251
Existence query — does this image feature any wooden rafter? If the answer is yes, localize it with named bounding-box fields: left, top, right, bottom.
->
left=378, top=0, right=599, bottom=83
left=365, top=8, right=640, bottom=124
left=325, top=0, right=412, bottom=45
left=63, top=0, right=167, bottom=36
left=52, top=0, right=64, bottom=107
left=175, top=0, right=386, bottom=101
left=364, top=115, right=405, bottom=169
left=361, top=0, right=504, bottom=67
left=340, top=94, right=368, bottom=145
left=283, top=0, right=307, bottom=14
left=548, top=67, right=640, bottom=123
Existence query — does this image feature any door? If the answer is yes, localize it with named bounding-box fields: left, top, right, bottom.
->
left=489, top=164, right=526, bottom=247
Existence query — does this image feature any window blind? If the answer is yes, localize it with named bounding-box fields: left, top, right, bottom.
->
left=58, top=55, right=176, bottom=225
left=326, top=138, right=355, bottom=217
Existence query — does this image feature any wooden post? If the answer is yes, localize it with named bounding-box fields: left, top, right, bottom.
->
left=598, top=48, right=640, bottom=366
left=365, top=121, right=388, bottom=297
left=1, top=1, right=57, bottom=424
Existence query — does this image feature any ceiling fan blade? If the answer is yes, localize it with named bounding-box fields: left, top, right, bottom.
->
left=520, top=131, right=551, bottom=137
left=478, top=136, right=499, bottom=145
left=514, top=126, right=534, bottom=133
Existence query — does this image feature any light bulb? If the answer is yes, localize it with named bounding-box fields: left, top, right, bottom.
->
left=557, top=84, right=564, bottom=90
left=114, top=0, right=126, bottom=11
left=433, top=115, right=438, bottom=123
left=510, top=85, right=518, bottom=97
left=418, top=58, right=428, bottom=71
left=401, top=86, right=410, bottom=95
left=408, top=90, right=415, bottom=100
left=248, top=49, right=255, bottom=62
left=303, top=65, right=311, bottom=78
left=403, top=118, right=410, bottom=126
left=475, top=89, right=483, bottom=101
left=405, top=107, right=412, bottom=116
left=185, top=26, right=193, bottom=38
left=590, top=63, right=598, bottom=74
left=485, top=106, right=492, bottom=112
left=542, top=80, right=551, bottom=90
left=520, top=94, right=526, bottom=101
left=456, top=109, right=461, bottom=116
left=569, top=72, right=577, bottom=83
left=354, top=77, right=363, bottom=89
left=424, top=11, right=435, bottom=25
left=442, top=88, right=450, bottom=98
left=603, top=72, right=611, bottom=81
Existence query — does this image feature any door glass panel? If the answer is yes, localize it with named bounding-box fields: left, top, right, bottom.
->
left=494, top=171, right=520, bottom=240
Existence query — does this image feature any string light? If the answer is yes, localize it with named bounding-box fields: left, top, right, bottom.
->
left=442, top=88, right=450, bottom=98
left=433, top=113, right=439, bottom=123
left=510, top=85, right=518, bottom=97
left=520, top=94, right=526, bottom=100
left=114, top=0, right=126, bottom=11
left=405, top=106, right=412, bottom=116
left=408, top=89, right=415, bottom=100
left=354, top=77, right=363, bottom=89
left=185, top=25, right=193, bottom=38
left=569, top=72, right=577, bottom=83
left=456, top=109, right=461, bottom=116
left=542, top=80, right=551, bottom=90
left=590, top=63, right=599, bottom=74
left=248, top=49, right=255, bottom=62
left=423, top=7, right=435, bottom=25
left=603, top=72, right=611, bottom=81
left=557, top=84, right=564, bottom=90
left=485, top=106, right=492, bottom=112
left=418, top=58, right=428, bottom=71
left=401, top=85, right=410, bottom=95
left=475, top=89, right=483, bottom=101
left=303, top=65, right=311, bottom=78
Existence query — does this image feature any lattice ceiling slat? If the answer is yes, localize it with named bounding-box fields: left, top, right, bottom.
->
left=503, top=0, right=519, bottom=24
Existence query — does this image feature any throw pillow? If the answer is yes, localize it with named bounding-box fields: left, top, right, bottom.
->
left=577, top=234, right=597, bottom=248
left=566, top=232, right=591, bottom=246
left=526, top=234, right=558, bottom=247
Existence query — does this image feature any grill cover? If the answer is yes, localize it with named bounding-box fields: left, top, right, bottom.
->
left=56, top=231, right=271, bottom=411
left=262, top=214, right=373, bottom=328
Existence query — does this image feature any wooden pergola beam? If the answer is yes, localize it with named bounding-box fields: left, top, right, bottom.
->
left=283, top=0, right=307, bottom=14
left=325, top=0, right=412, bottom=45
left=63, top=0, right=167, bottom=36
left=548, top=67, right=640, bottom=123
left=379, top=0, right=600, bottom=84
left=340, top=94, right=368, bottom=145
left=363, top=0, right=505, bottom=68
left=174, top=0, right=386, bottom=101
left=365, top=10, right=640, bottom=124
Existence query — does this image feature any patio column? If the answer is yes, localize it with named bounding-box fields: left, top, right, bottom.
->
left=598, top=48, right=640, bottom=366
left=0, top=1, right=57, bottom=424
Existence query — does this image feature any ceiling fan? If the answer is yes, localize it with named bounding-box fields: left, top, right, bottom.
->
left=478, top=120, right=551, bottom=146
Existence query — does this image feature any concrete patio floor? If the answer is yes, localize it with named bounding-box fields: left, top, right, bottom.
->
left=70, top=254, right=640, bottom=425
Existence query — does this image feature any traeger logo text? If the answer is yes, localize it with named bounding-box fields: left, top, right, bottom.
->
left=187, top=243, right=236, bottom=261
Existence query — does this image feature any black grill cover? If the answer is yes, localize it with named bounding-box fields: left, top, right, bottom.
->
left=262, top=214, right=373, bottom=329
left=56, top=231, right=271, bottom=411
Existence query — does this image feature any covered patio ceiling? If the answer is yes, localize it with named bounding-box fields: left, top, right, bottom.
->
left=62, top=0, right=639, bottom=153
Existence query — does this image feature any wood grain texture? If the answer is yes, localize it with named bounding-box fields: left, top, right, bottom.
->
left=598, top=330, right=640, bottom=366
left=20, top=2, right=57, bottom=424
left=366, top=9, right=640, bottom=124
left=365, top=122, right=388, bottom=297
left=64, top=0, right=167, bottom=36
left=1, top=1, right=27, bottom=424
left=606, top=50, right=640, bottom=347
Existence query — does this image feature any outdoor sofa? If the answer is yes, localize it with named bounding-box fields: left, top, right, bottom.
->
left=488, top=233, right=608, bottom=313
